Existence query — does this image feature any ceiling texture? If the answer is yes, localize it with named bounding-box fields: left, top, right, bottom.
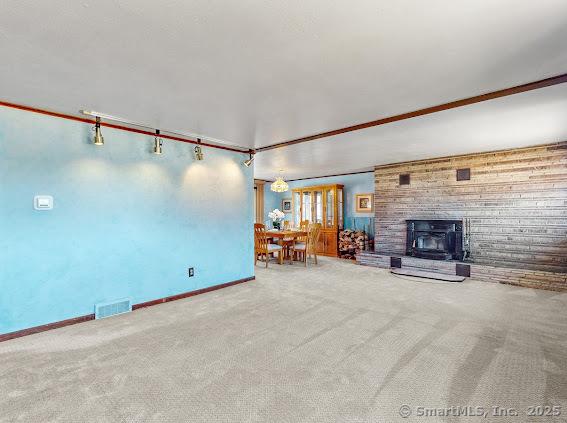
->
left=1, top=0, right=567, bottom=179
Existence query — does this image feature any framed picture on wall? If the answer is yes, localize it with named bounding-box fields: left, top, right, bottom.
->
left=355, top=193, right=374, bottom=213
left=281, top=198, right=292, bottom=213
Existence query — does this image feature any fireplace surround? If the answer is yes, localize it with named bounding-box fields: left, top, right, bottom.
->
left=364, top=143, right=566, bottom=290
left=406, top=219, right=464, bottom=261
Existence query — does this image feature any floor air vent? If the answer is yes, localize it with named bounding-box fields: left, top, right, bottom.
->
left=94, top=298, right=132, bottom=319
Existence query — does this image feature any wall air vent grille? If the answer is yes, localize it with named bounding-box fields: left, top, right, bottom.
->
left=456, top=168, right=471, bottom=181
left=399, top=174, right=410, bottom=185
left=94, top=298, right=132, bottom=319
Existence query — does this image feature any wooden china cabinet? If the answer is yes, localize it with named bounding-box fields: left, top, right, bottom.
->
left=291, top=184, right=344, bottom=257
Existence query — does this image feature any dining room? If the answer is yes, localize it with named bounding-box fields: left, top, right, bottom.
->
left=253, top=182, right=367, bottom=267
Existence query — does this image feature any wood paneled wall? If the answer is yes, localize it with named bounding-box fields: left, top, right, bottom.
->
left=374, top=142, right=567, bottom=273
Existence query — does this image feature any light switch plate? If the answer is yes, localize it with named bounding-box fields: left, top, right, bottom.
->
left=34, top=195, right=53, bottom=210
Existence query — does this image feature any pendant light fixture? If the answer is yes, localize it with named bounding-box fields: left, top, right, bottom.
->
left=93, top=117, right=104, bottom=146
left=270, top=170, right=289, bottom=192
left=243, top=152, right=255, bottom=167
left=194, top=139, right=204, bottom=160
left=153, top=129, right=163, bottom=155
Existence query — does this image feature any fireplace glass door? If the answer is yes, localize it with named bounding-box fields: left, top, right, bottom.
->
left=416, top=232, right=446, bottom=251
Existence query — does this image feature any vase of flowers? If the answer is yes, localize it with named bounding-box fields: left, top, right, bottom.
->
left=268, top=209, right=285, bottom=230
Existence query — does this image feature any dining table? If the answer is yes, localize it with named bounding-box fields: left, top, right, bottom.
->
left=266, top=229, right=308, bottom=262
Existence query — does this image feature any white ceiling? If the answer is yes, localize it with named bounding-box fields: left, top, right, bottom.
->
left=1, top=0, right=567, bottom=178
left=255, top=84, right=567, bottom=180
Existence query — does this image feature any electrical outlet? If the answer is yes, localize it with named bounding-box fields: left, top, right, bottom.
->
left=188, top=267, right=194, bottom=277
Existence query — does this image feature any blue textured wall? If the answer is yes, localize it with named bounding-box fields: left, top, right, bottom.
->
left=265, top=172, right=375, bottom=235
left=0, top=106, right=254, bottom=335
left=263, top=183, right=282, bottom=225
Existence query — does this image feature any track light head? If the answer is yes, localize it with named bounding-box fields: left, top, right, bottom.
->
left=194, top=142, right=204, bottom=160
left=153, top=130, right=163, bottom=155
left=93, top=117, right=104, bottom=146
left=243, top=153, right=255, bottom=167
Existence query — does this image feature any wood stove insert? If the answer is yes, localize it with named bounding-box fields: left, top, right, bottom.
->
left=406, top=219, right=464, bottom=261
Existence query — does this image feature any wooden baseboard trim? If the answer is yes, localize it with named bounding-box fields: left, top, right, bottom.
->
left=0, top=314, right=96, bottom=343
left=132, top=276, right=255, bottom=310
left=0, top=276, right=255, bottom=343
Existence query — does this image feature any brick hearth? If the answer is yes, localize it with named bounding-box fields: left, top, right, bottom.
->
left=357, top=251, right=567, bottom=291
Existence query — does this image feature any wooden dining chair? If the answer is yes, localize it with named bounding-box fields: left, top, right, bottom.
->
left=254, top=223, right=283, bottom=267
left=280, top=233, right=296, bottom=265
left=293, top=223, right=321, bottom=266
left=292, top=220, right=310, bottom=254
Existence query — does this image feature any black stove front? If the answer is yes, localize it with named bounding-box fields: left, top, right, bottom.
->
left=406, top=220, right=463, bottom=261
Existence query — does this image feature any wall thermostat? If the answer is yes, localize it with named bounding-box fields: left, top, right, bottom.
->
left=34, top=195, right=53, bottom=210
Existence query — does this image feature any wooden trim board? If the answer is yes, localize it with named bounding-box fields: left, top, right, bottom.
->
left=0, top=100, right=250, bottom=154
left=132, top=276, right=254, bottom=310
left=0, top=276, right=255, bottom=343
left=256, top=73, right=567, bottom=152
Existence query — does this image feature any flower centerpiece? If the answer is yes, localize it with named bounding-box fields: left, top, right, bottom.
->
left=268, top=208, right=285, bottom=230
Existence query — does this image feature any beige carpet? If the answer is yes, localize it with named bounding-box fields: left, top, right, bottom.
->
left=1, top=258, right=566, bottom=422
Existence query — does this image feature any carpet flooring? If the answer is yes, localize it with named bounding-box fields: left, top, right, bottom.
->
left=1, top=258, right=566, bottom=422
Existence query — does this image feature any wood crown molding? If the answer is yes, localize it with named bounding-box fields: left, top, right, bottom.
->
left=0, top=100, right=250, bottom=154
left=286, top=169, right=374, bottom=182
left=4, top=74, right=565, bottom=157
left=255, top=73, right=567, bottom=152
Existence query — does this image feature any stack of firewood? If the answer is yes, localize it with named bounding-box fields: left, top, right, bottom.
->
left=339, top=230, right=370, bottom=260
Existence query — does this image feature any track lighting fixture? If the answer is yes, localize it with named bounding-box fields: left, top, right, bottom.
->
left=153, top=130, right=163, bottom=155
left=81, top=109, right=243, bottom=151
left=80, top=110, right=252, bottom=154
left=194, top=139, right=204, bottom=160
left=243, top=152, right=255, bottom=167
left=93, top=117, right=104, bottom=146
left=194, top=146, right=204, bottom=160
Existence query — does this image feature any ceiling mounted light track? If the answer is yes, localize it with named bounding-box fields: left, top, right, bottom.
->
left=153, top=129, right=163, bottom=155
left=93, top=117, right=104, bottom=146
left=80, top=109, right=249, bottom=153
left=243, top=152, right=255, bottom=167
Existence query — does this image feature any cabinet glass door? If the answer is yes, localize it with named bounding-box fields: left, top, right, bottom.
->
left=338, top=188, right=344, bottom=230
left=313, top=190, right=323, bottom=224
left=293, top=191, right=301, bottom=227
left=302, top=191, right=312, bottom=223
left=325, top=188, right=335, bottom=228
